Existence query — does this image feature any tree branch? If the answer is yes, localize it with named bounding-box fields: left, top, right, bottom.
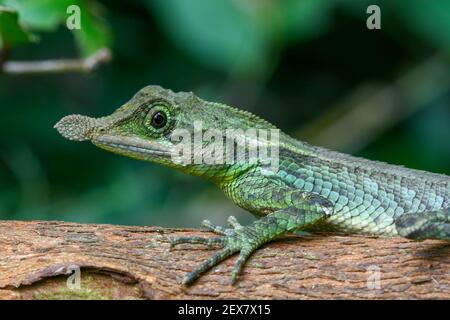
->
left=0, top=220, right=448, bottom=299
left=0, top=48, right=112, bottom=75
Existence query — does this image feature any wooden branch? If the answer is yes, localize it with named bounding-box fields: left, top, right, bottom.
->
left=0, top=48, right=111, bottom=75
left=0, top=220, right=448, bottom=299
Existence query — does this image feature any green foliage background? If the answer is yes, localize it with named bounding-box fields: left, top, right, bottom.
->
left=0, top=0, right=449, bottom=227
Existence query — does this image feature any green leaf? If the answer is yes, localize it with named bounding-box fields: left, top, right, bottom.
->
left=280, top=0, right=334, bottom=42
left=1, top=0, right=112, bottom=56
left=71, top=2, right=112, bottom=57
left=0, top=5, right=35, bottom=48
left=145, top=0, right=336, bottom=76
left=1, top=0, right=76, bottom=31
left=391, top=0, right=450, bottom=50
left=146, top=0, right=273, bottom=76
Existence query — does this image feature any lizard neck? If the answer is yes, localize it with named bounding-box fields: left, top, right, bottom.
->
left=182, top=163, right=256, bottom=186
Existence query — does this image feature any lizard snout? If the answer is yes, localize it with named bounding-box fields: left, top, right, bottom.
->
left=54, top=114, right=98, bottom=141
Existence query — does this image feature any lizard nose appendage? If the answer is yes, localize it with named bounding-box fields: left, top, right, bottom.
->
left=54, top=115, right=98, bottom=141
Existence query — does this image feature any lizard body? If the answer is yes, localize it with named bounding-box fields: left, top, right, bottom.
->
left=55, top=85, right=450, bottom=284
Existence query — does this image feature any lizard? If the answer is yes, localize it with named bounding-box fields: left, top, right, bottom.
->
left=54, top=85, right=450, bottom=285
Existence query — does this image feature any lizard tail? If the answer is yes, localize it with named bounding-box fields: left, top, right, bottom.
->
left=395, top=207, right=450, bottom=240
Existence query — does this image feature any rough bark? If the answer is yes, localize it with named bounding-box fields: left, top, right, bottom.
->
left=0, top=220, right=448, bottom=300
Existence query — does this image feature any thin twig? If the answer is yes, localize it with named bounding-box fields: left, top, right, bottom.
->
left=0, top=47, right=112, bottom=75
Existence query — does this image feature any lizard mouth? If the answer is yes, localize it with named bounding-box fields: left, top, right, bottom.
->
left=92, top=135, right=172, bottom=158
left=55, top=114, right=173, bottom=159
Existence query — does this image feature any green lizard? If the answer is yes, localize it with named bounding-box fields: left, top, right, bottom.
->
left=55, top=85, right=450, bottom=285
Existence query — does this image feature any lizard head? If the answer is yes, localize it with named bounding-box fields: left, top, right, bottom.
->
left=55, top=85, right=280, bottom=179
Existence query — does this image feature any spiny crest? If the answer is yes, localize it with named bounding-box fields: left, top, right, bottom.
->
left=204, top=100, right=278, bottom=130
left=143, top=85, right=279, bottom=130
left=230, top=106, right=278, bottom=129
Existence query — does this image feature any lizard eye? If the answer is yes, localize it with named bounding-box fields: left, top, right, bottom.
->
left=151, top=111, right=167, bottom=129
left=144, top=104, right=172, bottom=133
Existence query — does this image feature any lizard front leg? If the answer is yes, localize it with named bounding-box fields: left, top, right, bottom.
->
left=170, top=193, right=333, bottom=285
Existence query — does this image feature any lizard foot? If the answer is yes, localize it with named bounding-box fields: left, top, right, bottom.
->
left=170, top=216, right=261, bottom=285
left=170, top=202, right=330, bottom=285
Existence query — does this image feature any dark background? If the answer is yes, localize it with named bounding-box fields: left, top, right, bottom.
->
left=0, top=0, right=449, bottom=227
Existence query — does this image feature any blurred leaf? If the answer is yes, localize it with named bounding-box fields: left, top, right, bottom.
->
left=338, top=0, right=377, bottom=15
left=146, top=0, right=337, bottom=76
left=0, top=0, right=111, bottom=56
left=146, top=0, right=273, bottom=76
left=340, top=0, right=450, bottom=50
left=0, top=5, right=35, bottom=48
left=280, top=0, right=333, bottom=42
left=1, top=0, right=75, bottom=31
left=71, top=2, right=112, bottom=56
left=391, top=0, right=450, bottom=50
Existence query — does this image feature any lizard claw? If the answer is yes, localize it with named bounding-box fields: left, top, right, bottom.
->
left=227, top=216, right=243, bottom=230
left=170, top=216, right=259, bottom=285
left=201, top=219, right=228, bottom=235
